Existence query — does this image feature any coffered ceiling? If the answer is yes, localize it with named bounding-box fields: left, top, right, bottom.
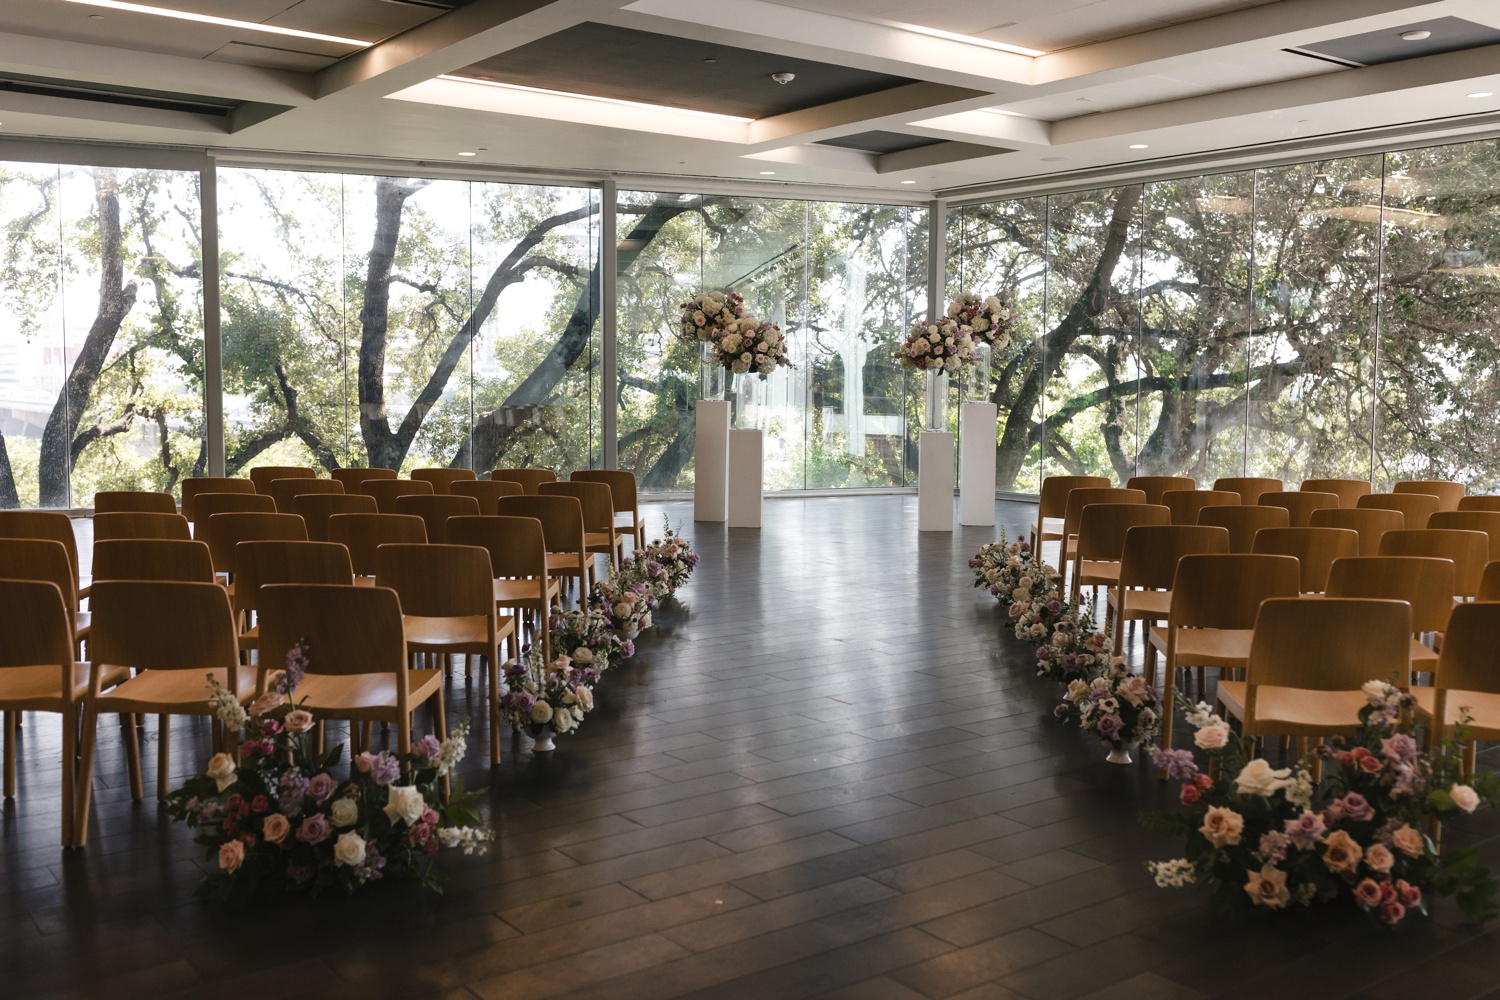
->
left=1, top=0, right=1500, bottom=199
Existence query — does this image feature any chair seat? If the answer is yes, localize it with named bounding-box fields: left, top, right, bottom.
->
left=239, top=625, right=259, bottom=651
left=1148, top=626, right=1255, bottom=667
left=93, top=667, right=257, bottom=712
left=584, top=531, right=618, bottom=551
left=296, top=669, right=443, bottom=720
left=1409, top=636, right=1438, bottom=668
left=354, top=576, right=378, bottom=588
left=1411, top=687, right=1500, bottom=739
left=493, top=577, right=558, bottom=606
left=1077, top=561, right=1121, bottom=586
left=546, top=552, right=587, bottom=575
left=75, top=610, right=91, bottom=643
left=1030, top=516, right=1063, bottom=540
left=403, top=614, right=513, bottom=653
left=1217, top=682, right=1368, bottom=735
left=1107, top=589, right=1172, bottom=619
left=0, top=663, right=128, bottom=710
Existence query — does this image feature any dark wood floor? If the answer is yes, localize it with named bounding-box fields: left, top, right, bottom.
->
left=5, top=496, right=1500, bottom=999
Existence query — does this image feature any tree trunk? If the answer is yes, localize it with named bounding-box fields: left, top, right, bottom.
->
left=37, top=169, right=137, bottom=507
left=356, top=177, right=426, bottom=469
left=0, top=434, right=18, bottom=509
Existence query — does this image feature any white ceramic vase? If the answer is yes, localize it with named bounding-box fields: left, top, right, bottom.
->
left=530, top=726, right=556, bottom=752
left=1105, top=741, right=1137, bottom=765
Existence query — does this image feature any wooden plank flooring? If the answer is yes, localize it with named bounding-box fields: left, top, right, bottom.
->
left=3, top=496, right=1500, bottom=999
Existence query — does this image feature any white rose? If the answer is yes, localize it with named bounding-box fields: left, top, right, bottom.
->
left=1193, top=722, right=1229, bottom=750
left=553, top=709, right=574, bottom=733
left=383, top=784, right=426, bottom=827
left=206, top=752, right=237, bottom=792
left=529, top=702, right=554, bottom=725
left=1235, top=758, right=1292, bottom=797
left=1362, top=680, right=1391, bottom=703
left=576, top=686, right=594, bottom=711
left=1451, top=784, right=1481, bottom=813
left=563, top=691, right=578, bottom=705
left=639, top=612, right=653, bottom=629
left=1066, top=679, right=1089, bottom=702
left=329, top=796, right=360, bottom=828
left=613, top=602, right=633, bottom=619
left=572, top=647, right=594, bottom=664
left=333, top=830, right=367, bottom=867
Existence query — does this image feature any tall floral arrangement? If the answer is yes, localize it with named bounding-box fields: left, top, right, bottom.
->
left=500, top=648, right=596, bottom=744
left=549, top=606, right=626, bottom=669
left=679, top=291, right=793, bottom=374
left=593, top=563, right=655, bottom=637
left=947, top=291, right=1019, bottom=352
left=1056, top=658, right=1161, bottom=753
left=895, top=317, right=974, bottom=373
left=1033, top=606, right=1111, bottom=684
left=1145, top=683, right=1500, bottom=924
left=641, top=517, right=698, bottom=596
left=167, top=643, right=491, bottom=899
left=679, top=290, right=745, bottom=342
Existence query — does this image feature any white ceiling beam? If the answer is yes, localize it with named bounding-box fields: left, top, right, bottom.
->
left=745, top=82, right=990, bottom=146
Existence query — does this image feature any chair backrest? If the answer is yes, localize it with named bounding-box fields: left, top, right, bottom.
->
left=0, top=511, right=80, bottom=589
left=1300, top=479, right=1372, bottom=508
left=410, top=468, right=478, bottom=495
left=1163, top=489, right=1238, bottom=526
left=266, top=477, right=343, bottom=514
left=571, top=469, right=640, bottom=514
left=1124, top=476, right=1195, bottom=506
left=1358, top=492, right=1439, bottom=529
left=393, top=494, right=481, bottom=545
left=1457, top=495, right=1500, bottom=513
left=1394, top=479, right=1464, bottom=512
left=0, top=539, right=77, bottom=626
left=1196, top=504, right=1289, bottom=553
left=538, top=481, right=616, bottom=534
left=235, top=540, right=354, bottom=617
left=1251, top=526, right=1360, bottom=593
left=451, top=479, right=524, bottom=515
left=1075, top=503, right=1171, bottom=563
left=1245, top=598, right=1411, bottom=709
left=291, top=492, right=378, bottom=542
left=375, top=543, right=495, bottom=618
left=1117, top=524, right=1230, bottom=591
left=1434, top=604, right=1500, bottom=714
left=1258, top=490, right=1340, bottom=528
left=1428, top=511, right=1500, bottom=563
left=491, top=468, right=558, bottom=495
left=93, top=491, right=176, bottom=515
left=497, top=495, right=585, bottom=555
left=201, top=512, right=309, bottom=576
left=89, top=580, right=239, bottom=673
left=181, top=477, right=254, bottom=523
left=1326, top=556, right=1456, bottom=635
left=358, top=479, right=435, bottom=513
left=258, top=583, right=406, bottom=679
left=93, top=511, right=191, bottom=542
left=1212, top=477, right=1283, bottom=504
left=1483, top=562, right=1500, bottom=602
left=326, top=513, right=427, bottom=577
left=446, top=515, right=547, bottom=580
left=192, top=491, right=276, bottom=529
left=1167, top=553, right=1301, bottom=630
left=0, top=579, right=75, bottom=676
left=330, top=467, right=397, bottom=491
left=1036, top=475, right=1111, bottom=521
left=92, top=539, right=214, bottom=584
left=249, top=466, right=315, bottom=494
left=1308, top=506, right=1403, bottom=557
left=1378, top=528, right=1489, bottom=599
left=1061, top=488, right=1145, bottom=543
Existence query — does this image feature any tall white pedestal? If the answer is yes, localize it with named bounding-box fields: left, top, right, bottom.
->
left=694, top=400, right=730, bottom=522
left=727, top=428, right=763, bottom=528
left=918, top=430, right=955, bottom=532
left=960, top=401, right=998, bottom=526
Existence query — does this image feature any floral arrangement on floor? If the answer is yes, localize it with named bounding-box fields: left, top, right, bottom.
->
left=946, top=291, right=1018, bottom=353
left=679, top=290, right=793, bottom=375
left=1056, top=657, right=1161, bottom=756
left=641, top=517, right=699, bottom=597
left=500, top=647, right=596, bottom=749
left=895, top=317, right=975, bottom=373
left=593, top=564, right=655, bottom=638
left=167, top=644, right=492, bottom=899
left=679, top=290, right=745, bottom=342
left=1033, top=605, right=1111, bottom=684
left=969, top=534, right=1058, bottom=607
left=1144, top=683, right=1500, bottom=924
left=1010, top=574, right=1068, bottom=643
left=548, top=606, right=625, bottom=671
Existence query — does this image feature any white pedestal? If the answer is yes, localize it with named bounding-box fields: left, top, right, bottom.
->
left=694, top=400, right=730, bottom=522
left=918, top=430, right=955, bottom=532
left=727, top=428, right=763, bottom=528
left=960, top=401, right=998, bottom=526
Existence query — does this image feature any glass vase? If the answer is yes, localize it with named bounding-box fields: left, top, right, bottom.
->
left=923, top=368, right=948, bottom=432
left=968, top=341, right=992, bottom=402
left=699, top=342, right=726, bottom=401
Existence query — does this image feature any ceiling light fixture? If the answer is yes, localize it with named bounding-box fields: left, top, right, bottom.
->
left=437, top=75, right=755, bottom=123
left=60, top=0, right=371, bottom=46
left=458, top=151, right=476, bottom=156
left=759, top=170, right=776, bottom=175
left=893, top=22, right=1044, bottom=57
left=1468, top=91, right=1494, bottom=98
left=1129, top=143, right=1149, bottom=149
left=1401, top=29, right=1431, bottom=41
left=900, top=179, right=917, bottom=184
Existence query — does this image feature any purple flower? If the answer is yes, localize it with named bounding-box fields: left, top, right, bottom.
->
left=414, top=734, right=443, bottom=763
left=278, top=772, right=309, bottom=815
left=1258, top=830, right=1291, bottom=865
left=1053, top=704, right=1070, bottom=720
left=1096, top=714, right=1123, bottom=738
left=369, top=752, right=400, bottom=787
left=620, top=639, right=635, bottom=659
left=1283, top=810, right=1326, bottom=851
left=1381, top=734, right=1417, bottom=763
left=296, top=812, right=331, bottom=845
left=1046, top=597, right=1063, bottom=614
left=1338, top=792, right=1375, bottom=823
left=1036, top=647, right=1052, bottom=661
left=287, top=863, right=314, bottom=884
left=1148, top=747, right=1197, bottom=781
left=278, top=641, right=309, bottom=695
left=307, top=772, right=336, bottom=804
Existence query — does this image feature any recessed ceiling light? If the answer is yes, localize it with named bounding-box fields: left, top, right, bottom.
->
left=1129, top=143, right=1149, bottom=149
left=1468, top=91, right=1494, bottom=99
left=891, top=22, right=1044, bottom=57
left=61, top=0, right=371, bottom=46
left=900, top=179, right=917, bottom=184
left=1401, top=29, right=1431, bottom=41
left=759, top=170, right=776, bottom=175
left=437, top=75, right=754, bottom=123
left=458, top=151, right=476, bottom=156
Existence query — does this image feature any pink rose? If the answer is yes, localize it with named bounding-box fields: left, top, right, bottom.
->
left=284, top=709, right=315, bottom=733
left=218, top=839, right=245, bottom=873
left=262, top=813, right=290, bottom=845
left=1364, top=842, right=1394, bottom=873
left=1354, top=878, right=1382, bottom=907
left=1390, top=824, right=1425, bottom=859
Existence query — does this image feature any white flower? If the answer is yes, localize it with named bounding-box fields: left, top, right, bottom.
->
left=436, top=721, right=468, bottom=775
left=437, top=826, right=494, bottom=855
left=1451, top=784, right=1481, bottom=813
left=1235, top=758, right=1293, bottom=797
left=1193, top=722, right=1229, bottom=750
left=333, top=830, right=367, bottom=867
left=329, top=797, right=360, bottom=828
left=1284, top=770, right=1314, bottom=808
left=530, top=702, right=554, bottom=725
left=1184, top=702, right=1219, bottom=729
left=1149, top=858, right=1196, bottom=888
left=205, top=752, right=237, bottom=792
left=1362, top=680, right=1394, bottom=705
left=572, top=646, right=593, bottom=664
left=576, top=686, right=594, bottom=712
left=554, top=709, right=574, bottom=733
left=383, top=784, right=426, bottom=827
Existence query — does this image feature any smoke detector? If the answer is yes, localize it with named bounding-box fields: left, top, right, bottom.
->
left=771, top=72, right=795, bottom=85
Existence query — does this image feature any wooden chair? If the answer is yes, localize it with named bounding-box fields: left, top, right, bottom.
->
left=0, top=579, right=126, bottom=846
left=375, top=544, right=514, bottom=763
left=1309, top=506, right=1403, bottom=557
left=1429, top=511, right=1500, bottom=563
left=93, top=491, right=176, bottom=515
left=1483, top=562, right=1500, bottom=602
left=1327, top=556, right=1454, bottom=679
left=1217, top=598, right=1411, bottom=753
left=92, top=539, right=214, bottom=584
left=358, top=479, right=435, bottom=513
left=1457, top=496, right=1500, bottom=513
left=330, top=467, right=396, bottom=491
left=181, top=478, right=254, bottom=525
left=0, top=510, right=84, bottom=602
left=191, top=491, right=275, bottom=534
left=447, top=515, right=561, bottom=665
left=266, top=477, right=343, bottom=514
left=1163, top=489, right=1238, bottom=526
left=76, top=581, right=247, bottom=823
left=1059, top=487, right=1145, bottom=567
left=248, top=466, right=315, bottom=494
left=393, top=494, right=481, bottom=545
left=292, top=492, right=377, bottom=542
left=0, top=539, right=86, bottom=644
left=1196, top=504, right=1288, bottom=553
left=539, top=481, right=625, bottom=569
left=1125, top=476, right=1195, bottom=505
left=326, top=512, right=427, bottom=581
left=1251, top=526, right=1359, bottom=593
left=452, top=479, right=524, bottom=516
left=1150, top=553, right=1301, bottom=766
left=1212, top=477, right=1283, bottom=505
left=233, top=540, right=355, bottom=656
left=1415, top=602, right=1500, bottom=775
left=1028, top=475, right=1109, bottom=553
left=1069, top=502, right=1170, bottom=604
left=1301, top=479, right=1372, bottom=508
left=572, top=469, right=646, bottom=550
left=1379, top=529, right=1489, bottom=602
left=1107, top=524, right=1229, bottom=658
left=497, top=495, right=590, bottom=609
left=200, top=512, right=308, bottom=583
left=1395, top=480, right=1465, bottom=512
left=1358, top=492, right=1439, bottom=529
left=93, top=512, right=192, bottom=542
left=411, top=468, right=478, bottom=495
left=1258, top=491, right=1340, bottom=528
left=491, top=468, right=558, bottom=495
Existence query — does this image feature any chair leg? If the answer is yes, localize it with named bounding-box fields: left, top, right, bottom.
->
left=2, top=711, right=14, bottom=799
left=60, top=706, right=77, bottom=847
left=433, top=693, right=450, bottom=801
left=1465, top=739, right=1478, bottom=778
left=1156, top=657, right=1176, bottom=779
left=489, top=649, right=501, bottom=766
left=123, top=713, right=143, bottom=801
left=74, top=707, right=101, bottom=848
left=158, top=715, right=171, bottom=801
